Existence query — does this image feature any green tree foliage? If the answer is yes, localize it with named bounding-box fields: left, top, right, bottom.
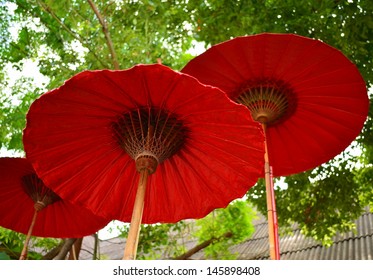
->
left=0, top=0, right=372, bottom=257
left=0, top=227, right=59, bottom=259
left=194, top=200, right=256, bottom=259
left=247, top=156, right=365, bottom=245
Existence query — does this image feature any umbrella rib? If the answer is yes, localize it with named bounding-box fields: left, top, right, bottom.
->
left=27, top=132, right=114, bottom=156
left=285, top=50, right=345, bottom=85
left=177, top=107, right=249, bottom=120
left=274, top=38, right=320, bottom=82
left=299, top=90, right=367, bottom=99
left=298, top=105, right=366, bottom=130
left=176, top=150, right=234, bottom=210
left=33, top=143, right=128, bottom=198
left=161, top=161, right=178, bottom=221
left=68, top=84, right=133, bottom=113
left=166, top=88, right=217, bottom=113
left=152, top=70, right=182, bottom=112
left=299, top=102, right=367, bottom=119
left=163, top=155, right=199, bottom=217
left=185, top=145, right=247, bottom=195
left=92, top=152, right=135, bottom=215
left=192, top=131, right=264, bottom=154
left=117, top=166, right=140, bottom=221
left=186, top=54, right=242, bottom=86
left=141, top=73, right=152, bottom=109
left=214, top=43, right=252, bottom=82
left=187, top=137, right=262, bottom=180
left=269, top=34, right=294, bottom=78
left=274, top=114, right=348, bottom=165
left=100, top=72, right=140, bottom=108
left=37, top=99, right=127, bottom=120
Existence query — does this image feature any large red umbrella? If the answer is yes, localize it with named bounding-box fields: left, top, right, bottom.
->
left=182, top=33, right=369, bottom=259
left=0, top=157, right=109, bottom=259
left=23, top=64, right=265, bottom=259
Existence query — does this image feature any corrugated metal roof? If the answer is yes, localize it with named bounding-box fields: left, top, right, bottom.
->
left=80, top=208, right=373, bottom=260
left=230, top=209, right=373, bottom=260
left=80, top=235, right=125, bottom=260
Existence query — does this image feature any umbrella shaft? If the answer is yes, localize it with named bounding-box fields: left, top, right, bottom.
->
left=262, top=124, right=280, bottom=260
left=264, top=162, right=280, bottom=260
left=20, top=210, right=38, bottom=260
left=123, top=169, right=149, bottom=260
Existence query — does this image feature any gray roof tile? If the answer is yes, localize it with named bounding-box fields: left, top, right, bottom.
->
left=79, top=208, right=373, bottom=260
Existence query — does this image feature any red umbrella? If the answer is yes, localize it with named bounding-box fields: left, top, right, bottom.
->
left=0, top=157, right=109, bottom=260
left=23, top=64, right=265, bottom=259
left=182, top=33, right=369, bottom=259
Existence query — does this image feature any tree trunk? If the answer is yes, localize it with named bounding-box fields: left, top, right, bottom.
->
left=68, top=238, right=83, bottom=260
left=42, top=240, right=65, bottom=260
left=174, top=232, right=233, bottom=260
left=54, top=238, right=77, bottom=260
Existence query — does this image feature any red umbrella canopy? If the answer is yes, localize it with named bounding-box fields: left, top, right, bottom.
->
left=0, top=158, right=109, bottom=238
left=23, top=64, right=265, bottom=224
left=182, top=33, right=369, bottom=177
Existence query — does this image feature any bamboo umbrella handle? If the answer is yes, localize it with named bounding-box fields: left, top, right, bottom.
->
left=123, top=169, right=149, bottom=260
left=19, top=209, right=38, bottom=260
left=262, top=124, right=280, bottom=260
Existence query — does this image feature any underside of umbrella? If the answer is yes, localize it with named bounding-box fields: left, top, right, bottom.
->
left=182, top=33, right=369, bottom=260
left=182, top=33, right=368, bottom=177
left=23, top=64, right=265, bottom=259
left=0, top=158, right=110, bottom=259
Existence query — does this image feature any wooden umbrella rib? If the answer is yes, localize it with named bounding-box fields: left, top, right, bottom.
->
left=236, top=79, right=296, bottom=126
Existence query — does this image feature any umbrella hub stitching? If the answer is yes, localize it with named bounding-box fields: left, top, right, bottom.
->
left=34, top=201, right=46, bottom=212
left=112, top=108, right=188, bottom=170
left=21, top=174, right=62, bottom=209
left=236, top=78, right=297, bottom=126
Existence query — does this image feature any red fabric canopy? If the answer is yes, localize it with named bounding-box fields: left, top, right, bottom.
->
left=182, top=33, right=369, bottom=177
left=0, top=158, right=109, bottom=238
left=23, top=64, right=265, bottom=224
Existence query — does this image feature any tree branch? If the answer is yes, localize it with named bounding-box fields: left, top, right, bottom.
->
left=36, top=0, right=109, bottom=68
left=41, top=240, right=65, bottom=260
left=0, top=246, right=20, bottom=259
left=68, top=238, right=83, bottom=260
left=87, top=0, right=120, bottom=70
left=174, top=232, right=233, bottom=260
left=54, top=238, right=77, bottom=260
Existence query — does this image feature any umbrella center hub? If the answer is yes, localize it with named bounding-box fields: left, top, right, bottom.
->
left=112, top=108, right=188, bottom=170
left=21, top=174, right=61, bottom=209
left=236, top=79, right=297, bottom=126
left=135, top=154, right=158, bottom=174
left=34, top=201, right=46, bottom=212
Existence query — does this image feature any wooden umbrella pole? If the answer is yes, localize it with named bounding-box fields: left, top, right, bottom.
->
left=262, top=123, right=280, bottom=260
left=19, top=209, right=38, bottom=260
left=123, top=168, right=149, bottom=260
